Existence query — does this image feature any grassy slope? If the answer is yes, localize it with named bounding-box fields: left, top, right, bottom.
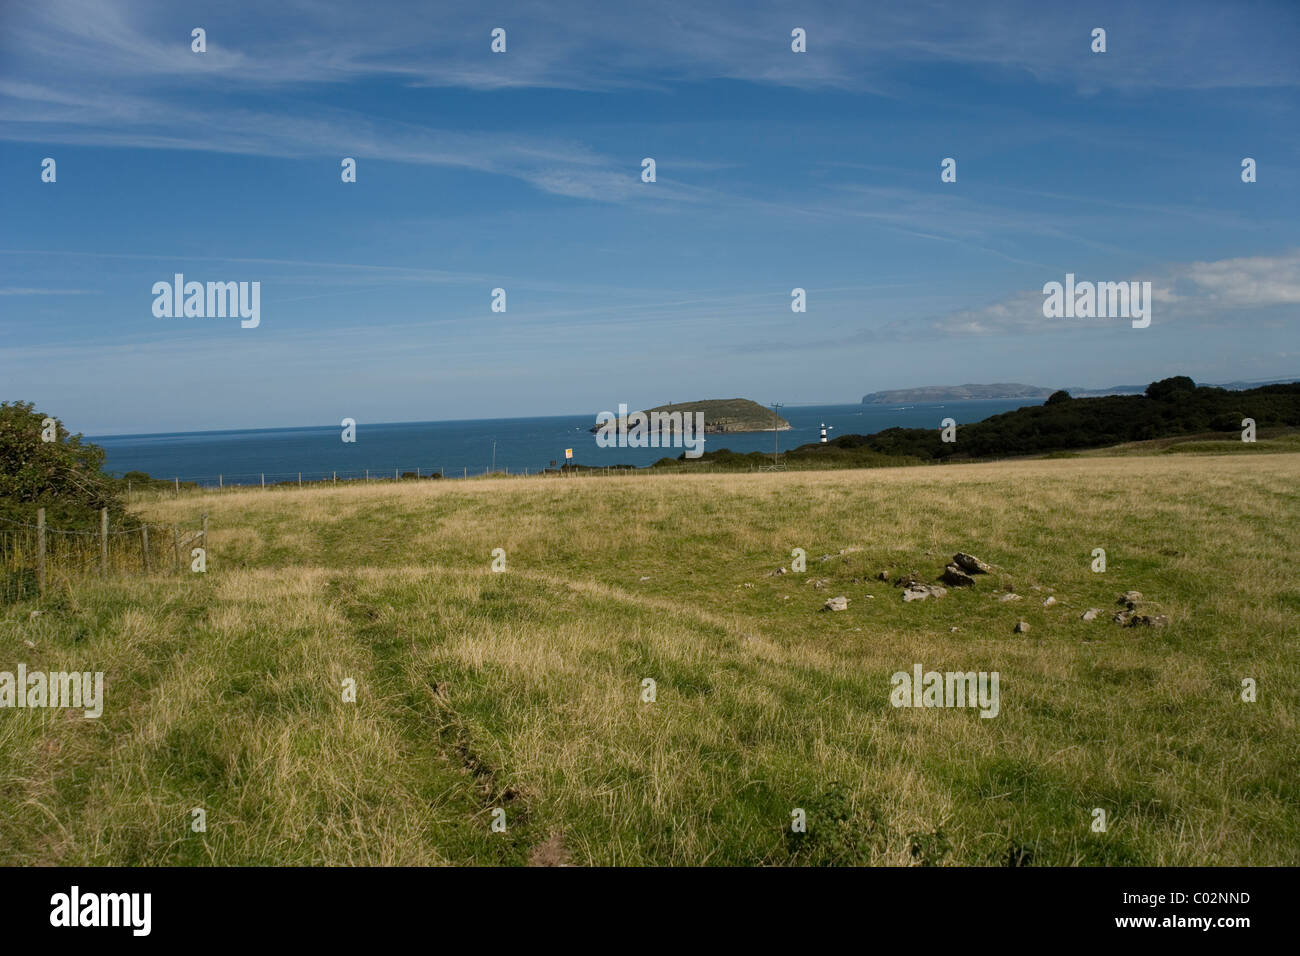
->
left=1074, top=430, right=1300, bottom=457
left=2, top=454, right=1298, bottom=865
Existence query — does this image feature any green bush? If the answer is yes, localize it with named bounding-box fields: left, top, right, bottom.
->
left=0, top=400, right=122, bottom=529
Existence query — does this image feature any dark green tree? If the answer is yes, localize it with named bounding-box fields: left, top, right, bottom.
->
left=1145, top=376, right=1196, bottom=400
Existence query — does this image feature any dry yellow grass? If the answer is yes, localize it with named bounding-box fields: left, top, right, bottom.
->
left=3, top=453, right=1297, bottom=865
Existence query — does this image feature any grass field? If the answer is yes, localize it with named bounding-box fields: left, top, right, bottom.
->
left=2, top=453, right=1298, bottom=865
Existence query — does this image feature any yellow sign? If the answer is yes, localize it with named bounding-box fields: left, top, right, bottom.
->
left=564, top=448, right=573, bottom=459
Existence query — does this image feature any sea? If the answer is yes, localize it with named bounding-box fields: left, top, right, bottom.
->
left=90, top=399, right=1043, bottom=487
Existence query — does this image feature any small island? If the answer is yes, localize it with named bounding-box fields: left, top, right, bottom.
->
left=589, top=398, right=790, bottom=434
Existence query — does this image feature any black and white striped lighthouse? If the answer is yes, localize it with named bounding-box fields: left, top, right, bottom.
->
left=819, top=422, right=832, bottom=443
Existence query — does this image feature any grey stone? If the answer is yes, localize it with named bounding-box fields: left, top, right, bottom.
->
left=940, top=564, right=976, bottom=587
left=1129, top=613, right=1170, bottom=628
left=953, top=552, right=995, bottom=574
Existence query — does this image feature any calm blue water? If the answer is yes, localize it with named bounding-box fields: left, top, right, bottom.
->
left=90, top=399, right=1042, bottom=486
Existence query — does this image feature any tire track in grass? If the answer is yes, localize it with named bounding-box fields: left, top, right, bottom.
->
left=323, top=565, right=791, bottom=865
left=328, top=573, right=530, bottom=865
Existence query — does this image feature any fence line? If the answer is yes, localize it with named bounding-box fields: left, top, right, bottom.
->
left=1, top=508, right=207, bottom=605
left=122, top=463, right=665, bottom=492
left=139, top=466, right=460, bottom=490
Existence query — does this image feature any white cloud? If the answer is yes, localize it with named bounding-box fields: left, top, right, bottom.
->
left=923, top=250, right=1300, bottom=337
left=1176, top=253, right=1300, bottom=307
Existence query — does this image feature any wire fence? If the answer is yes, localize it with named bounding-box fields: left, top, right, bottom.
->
left=127, top=463, right=659, bottom=492
left=0, top=510, right=207, bottom=605
left=139, top=466, right=511, bottom=490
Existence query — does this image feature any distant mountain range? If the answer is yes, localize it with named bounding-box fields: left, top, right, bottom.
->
left=862, top=383, right=1053, bottom=403
left=861, top=378, right=1299, bottom=404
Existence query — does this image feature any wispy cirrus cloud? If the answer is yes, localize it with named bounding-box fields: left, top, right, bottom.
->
left=1, top=88, right=674, bottom=202
left=0, top=287, right=97, bottom=295
left=8, top=0, right=1296, bottom=93
left=3, top=0, right=1296, bottom=206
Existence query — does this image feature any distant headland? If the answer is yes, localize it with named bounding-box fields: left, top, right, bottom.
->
left=861, top=378, right=1298, bottom=405
left=862, top=383, right=1055, bottom=404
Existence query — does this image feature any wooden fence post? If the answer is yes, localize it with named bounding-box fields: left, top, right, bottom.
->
left=261, top=473, right=265, bottom=489
left=219, top=474, right=223, bottom=489
left=174, top=525, right=181, bottom=572
left=365, top=469, right=369, bottom=482
left=100, top=507, right=108, bottom=576
left=201, top=514, right=208, bottom=562
left=174, top=477, right=179, bottom=496
left=141, top=524, right=150, bottom=573
left=36, top=507, right=45, bottom=595
left=298, top=472, right=302, bottom=487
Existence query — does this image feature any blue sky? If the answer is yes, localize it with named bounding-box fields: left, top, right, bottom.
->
left=2, top=0, right=1298, bottom=434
